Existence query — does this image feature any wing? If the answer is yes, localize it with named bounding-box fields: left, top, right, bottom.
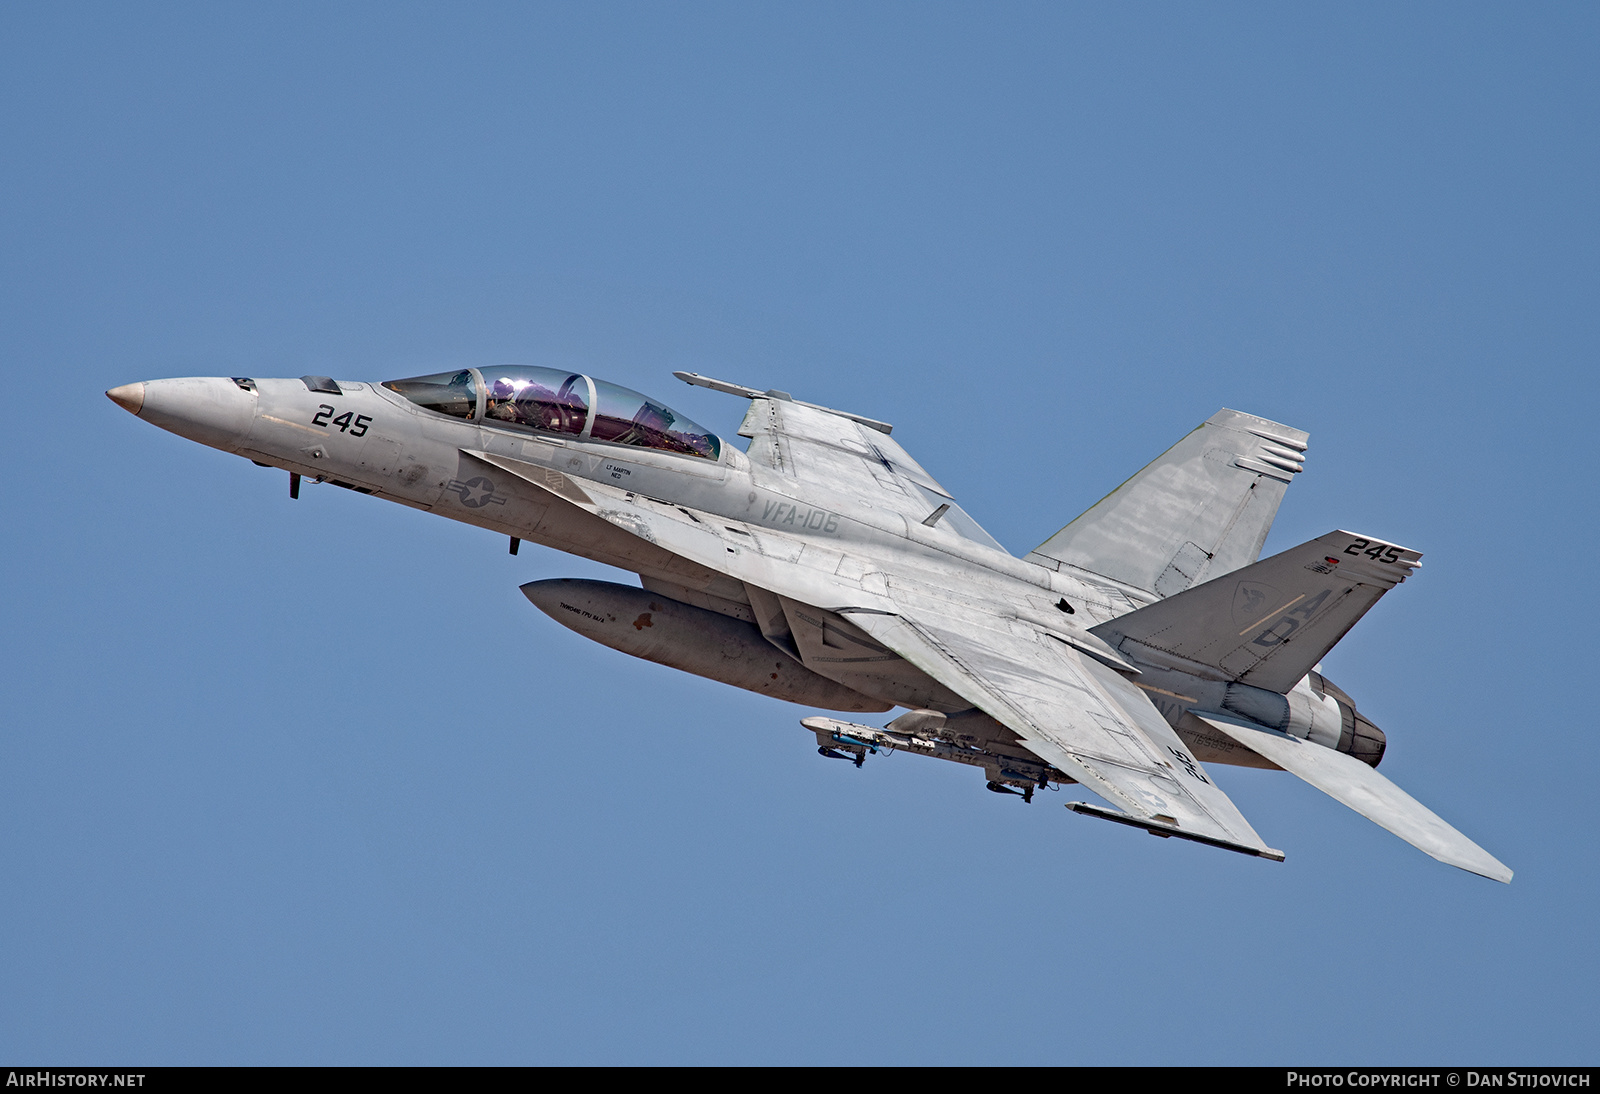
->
left=687, top=380, right=1008, bottom=552
left=470, top=445, right=1279, bottom=859
left=737, top=395, right=940, bottom=493
left=841, top=578, right=1283, bottom=859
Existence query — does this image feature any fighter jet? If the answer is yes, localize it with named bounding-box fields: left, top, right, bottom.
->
left=105, top=366, right=1511, bottom=882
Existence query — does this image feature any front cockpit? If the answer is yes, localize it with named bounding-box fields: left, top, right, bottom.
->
left=381, top=365, right=722, bottom=460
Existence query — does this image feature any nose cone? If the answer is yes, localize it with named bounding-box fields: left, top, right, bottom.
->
left=106, top=382, right=146, bottom=415
left=108, top=377, right=256, bottom=453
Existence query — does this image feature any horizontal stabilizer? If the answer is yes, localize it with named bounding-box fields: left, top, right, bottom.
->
left=1093, top=530, right=1421, bottom=693
left=1195, top=714, right=1511, bottom=883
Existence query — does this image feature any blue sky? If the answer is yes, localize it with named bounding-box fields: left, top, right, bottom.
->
left=2, top=2, right=1595, bottom=1064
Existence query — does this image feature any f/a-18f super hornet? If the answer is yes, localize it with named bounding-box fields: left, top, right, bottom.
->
left=106, top=365, right=1511, bottom=881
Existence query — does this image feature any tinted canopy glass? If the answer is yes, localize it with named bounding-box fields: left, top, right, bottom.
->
left=482, top=366, right=589, bottom=436
left=589, top=379, right=720, bottom=460
left=383, top=366, right=722, bottom=461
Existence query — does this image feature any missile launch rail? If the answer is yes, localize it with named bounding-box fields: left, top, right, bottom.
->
left=800, top=715, right=1075, bottom=802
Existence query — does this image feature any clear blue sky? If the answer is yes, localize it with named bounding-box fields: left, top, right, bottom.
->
left=2, top=1, right=1595, bottom=1064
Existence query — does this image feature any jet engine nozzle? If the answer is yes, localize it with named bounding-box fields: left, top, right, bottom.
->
left=106, top=377, right=256, bottom=454
left=1309, top=671, right=1387, bottom=768
left=1338, top=709, right=1387, bottom=768
left=1220, top=676, right=1387, bottom=769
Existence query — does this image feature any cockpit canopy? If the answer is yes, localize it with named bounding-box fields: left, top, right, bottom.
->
left=382, top=366, right=721, bottom=461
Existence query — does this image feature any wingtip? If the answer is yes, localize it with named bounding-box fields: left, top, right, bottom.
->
left=1467, top=860, right=1514, bottom=884
left=1065, top=801, right=1285, bottom=861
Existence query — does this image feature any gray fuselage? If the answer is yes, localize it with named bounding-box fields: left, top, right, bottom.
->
left=107, top=372, right=1377, bottom=770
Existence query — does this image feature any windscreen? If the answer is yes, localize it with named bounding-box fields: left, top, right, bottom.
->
left=381, top=370, right=478, bottom=420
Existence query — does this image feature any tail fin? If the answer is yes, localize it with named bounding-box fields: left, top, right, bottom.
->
left=1025, top=409, right=1308, bottom=597
left=1090, top=530, right=1421, bottom=694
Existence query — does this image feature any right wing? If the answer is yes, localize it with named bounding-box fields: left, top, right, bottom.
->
left=840, top=584, right=1284, bottom=860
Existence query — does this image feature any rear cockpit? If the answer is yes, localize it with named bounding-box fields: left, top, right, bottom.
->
left=382, top=366, right=721, bottom=460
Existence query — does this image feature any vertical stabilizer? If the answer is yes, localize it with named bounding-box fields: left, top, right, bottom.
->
left=1025, top=409, right=1308, bottom=597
